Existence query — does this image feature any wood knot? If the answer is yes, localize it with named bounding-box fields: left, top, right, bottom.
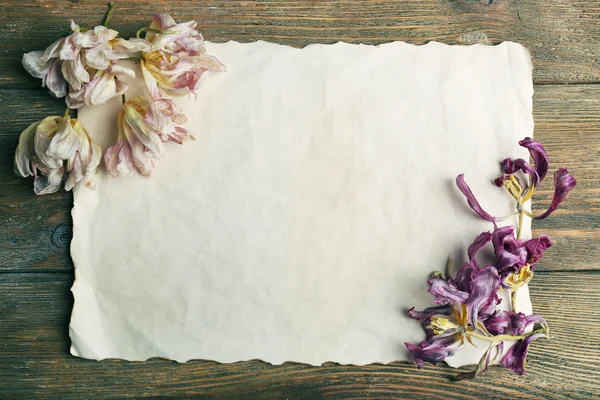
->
left=51, top=224, right=72, bottom=248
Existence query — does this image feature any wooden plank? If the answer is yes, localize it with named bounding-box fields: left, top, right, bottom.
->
left=1, top=84, right=598, bottom=272
left=1, top=0, right=599, bottom=87
left=0, top=271, right=598, bottom=398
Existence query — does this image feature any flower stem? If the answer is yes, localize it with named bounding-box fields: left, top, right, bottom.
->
left=510, top=290, right=518, bottom=313
left=64, top=107, right=70, bottom=117
left=122, top=93, right=126, bottom=104
left=102, top=2, right=115, bottom=27
left=468, top=328, right=546, bottom=343
left=136, top=27, right=164, bottom=39
left=516, top=210, right=524, bottom=240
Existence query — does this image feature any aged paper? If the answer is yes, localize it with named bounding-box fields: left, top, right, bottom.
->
left=71, top=41, right=534, bottom=365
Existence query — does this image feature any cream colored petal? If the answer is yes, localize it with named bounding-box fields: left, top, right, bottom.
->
left=47, top=117, right=80, bottom=160
left=22, top=51, right=52, bottom=79
left=84, top=73, right=116, bottom=106
left=33, top=167, right=64, bottom=195
left=14, top=120, right=40, bottom=177
left=43, top=59, right=68, bottom=98
left=34, top=116, right=63, bottom=170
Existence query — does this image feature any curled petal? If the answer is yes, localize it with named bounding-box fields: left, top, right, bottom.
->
left=428, top=276, right=469, bottom=305
left=405, top=335, right=460, bottom=369
left=499, top=158, right=539, bottom=186
left=33, top=167, right=64, bottom=195
left=43, top=59, right=68, bottom=98
left=466, top=266, right=500, bottom=328
left=467, top=231, right=492, bottom=269
left=524, top=235, right=553, bottom=265
left=407, top=305, right=452, bottom=321
left=61, top=53, right=90, bottom=90
left=501, top=333, right=545, bottom=375
left=22, top=50, right=52, bottom=79
left=104, top=139, right=135, bottom=178
left=454, top=263, right=477, bottom=293
left=484, top=311, right=509, bottom=336
left=14, top=121, right=40, bottom=177
left=47, top=117, right=80, bottom=159
left=455, top=174, right=496, bottom=222
left=492, top=226, right=527, bottom=275
left=41, top=36, right=66, bottom=62
left=534, top=168, right=577, bottom=219
left=519, top=137, right=549, bottom=183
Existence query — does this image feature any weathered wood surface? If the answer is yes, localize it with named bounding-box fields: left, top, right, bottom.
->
left=1, top=0, right=600, bottom=85
left=1, top=0, right=599, bottom=398
left=1, top=272, right=598, bottom=399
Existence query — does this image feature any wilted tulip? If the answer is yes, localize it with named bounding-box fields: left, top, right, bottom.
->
left=14, top=114, right=101, bottom=195
left=140, top=13, right=225, bottom=100
left=104, top=95, right=192, bottom=177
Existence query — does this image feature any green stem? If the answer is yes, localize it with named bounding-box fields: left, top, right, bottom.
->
left=103, top=2, right=115, bottom=27
left=516, top=210, right=524, bottom=240
left=64, top=107, right=70, bottom=117
left=136, top=27, right=164, bottom=39
left=510, top=290, right=518, bottom=313
left=468, top=328, right=546, bottom=343
left=122, top=93, right=126, bottom=104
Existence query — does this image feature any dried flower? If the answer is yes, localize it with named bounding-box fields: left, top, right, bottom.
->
left=22, top=20, right=151, bottom=108
left=14, top=114, right=101, bottom=195
left=104, top=95, right=192, bottom=177
left=493, top=138, right=576, bottom=220
left=457, top=137, right=576, bottom=247
left=139, top=13, right=225, bottom=100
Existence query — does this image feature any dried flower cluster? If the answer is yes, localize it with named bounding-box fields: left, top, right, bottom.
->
left=15, top=4, right=224, bottom=194
left=406, top=138, right=576, bottom=379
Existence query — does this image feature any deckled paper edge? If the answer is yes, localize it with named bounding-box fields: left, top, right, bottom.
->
left=68, top=40, right=535, bottom=366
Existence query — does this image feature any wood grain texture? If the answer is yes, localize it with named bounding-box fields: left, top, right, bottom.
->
left=0, top=272, right=598, bottom=399
left=1, top=85, right=597, bottom=272
left=1, top=0, right=599, bottom=398
left=0, top=0, right=599, bottom=86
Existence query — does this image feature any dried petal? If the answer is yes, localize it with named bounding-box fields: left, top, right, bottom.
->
left=501, top=333, right=545, bottom=375
left=534, top=168, right=577, bottom=219
left=456, top=174, right=496, bottom=222
left=524, top=235, right=553, bottom=264
left=519, top=137, right=549, bottom=182
left=499, top=158, right=540, bottom=186
left=492, top=226, right=527, bottom=275
left=428, top=275, right=469, bottom=305
left=467, top=231, right=492, bottom=269
left=466, top=266, right=500, bottom=327
left=22, top=50, right=52, bottom=79
left=405, top=335, right=460, bottom=369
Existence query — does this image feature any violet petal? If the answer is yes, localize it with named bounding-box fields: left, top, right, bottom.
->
left=501, top=333, right=545, bottom=375
left=467, top=231, right=492, bottom=269
left=428, top=276, right=469, bottom=305
left=519, top=137, right=549, bottom=183
left=534, top=168, right=577, bottom=219
left=456, top=174, right=496, bottom=222
left=405, top=335, right=459, bottom=369
left=466, top=266, right=500, bottom=328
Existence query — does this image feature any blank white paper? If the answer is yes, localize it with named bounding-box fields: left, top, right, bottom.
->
left=70, top=41, right=534, bottom=366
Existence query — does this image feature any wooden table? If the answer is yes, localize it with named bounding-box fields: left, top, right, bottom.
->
left=1, top=1, right=599, bottom=398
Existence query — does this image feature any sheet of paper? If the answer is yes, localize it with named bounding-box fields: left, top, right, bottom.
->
left=70, top=41, right=534, bottom=366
